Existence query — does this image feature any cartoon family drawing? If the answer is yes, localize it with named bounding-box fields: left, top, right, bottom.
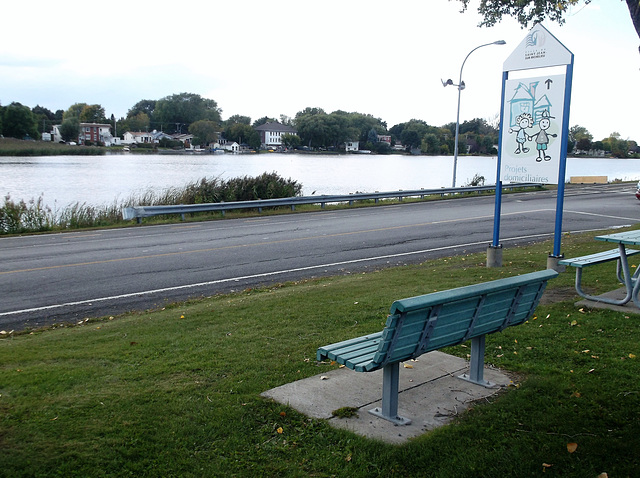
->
left=508, top=109, right=557, bottom=162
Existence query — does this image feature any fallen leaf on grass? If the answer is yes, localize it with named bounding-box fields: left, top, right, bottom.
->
left=629, top=354, right=636, bottom=359
left=567, top=442, right=578, bottom=453
left=571, top=320, right=578, bottom=326
left=542, top=463, right=553, bottom=472
left=277, top=427, right=283, bottom=434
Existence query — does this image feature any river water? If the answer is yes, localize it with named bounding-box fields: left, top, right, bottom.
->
left=1, top=153, right=639, bottom=209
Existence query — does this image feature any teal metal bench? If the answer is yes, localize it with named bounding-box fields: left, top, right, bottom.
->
left=558, top=248, right=640, bottom=305
left=317, top=269, right=557, bottom=425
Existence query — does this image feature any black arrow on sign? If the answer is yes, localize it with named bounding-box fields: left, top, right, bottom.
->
left=545, top=79, right=553, bottom=89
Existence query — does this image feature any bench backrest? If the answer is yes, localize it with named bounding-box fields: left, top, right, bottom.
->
left=371, top=269, right=558, bottom=368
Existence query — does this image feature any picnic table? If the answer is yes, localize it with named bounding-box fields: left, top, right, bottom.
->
left=559, top=230, right=640, bottom=307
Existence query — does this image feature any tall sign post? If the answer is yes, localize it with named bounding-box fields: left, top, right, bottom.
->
left=489, top=24, right=573, bottom=270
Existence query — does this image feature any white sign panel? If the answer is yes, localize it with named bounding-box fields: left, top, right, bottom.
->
left=503, top=23, right=573, bottom=71
left=500, top=73, right=566, bottom=185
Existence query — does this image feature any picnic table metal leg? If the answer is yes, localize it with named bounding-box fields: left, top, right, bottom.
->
left=368, top=363, right=412, bottom=426
left=573, top=244, right=634, bottom=306
left=632, top=266, right=640, bottom=308
left=459, top=335, right=496, bottom=388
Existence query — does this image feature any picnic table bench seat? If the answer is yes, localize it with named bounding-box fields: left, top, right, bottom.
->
left=317, top=269, right=558, bottom=425
left=559, top=248, right=640, bottom=305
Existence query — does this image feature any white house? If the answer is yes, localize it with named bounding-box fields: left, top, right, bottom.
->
left=123, top=131, right=153, bottom=144
left=345, top=141, right=359, bottom=152
left=254, top=122, right=297, bottom=149
left=212, top=140, right=240, bottom=153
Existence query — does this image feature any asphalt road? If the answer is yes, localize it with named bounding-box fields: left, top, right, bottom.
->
left=1, top=183, right=638, bottom=331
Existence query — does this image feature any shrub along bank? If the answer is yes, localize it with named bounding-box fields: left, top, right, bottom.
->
left=0, top=172, right=302, bottom=234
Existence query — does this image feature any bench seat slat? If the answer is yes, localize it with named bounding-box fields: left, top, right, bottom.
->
left=559, top=248, right=640, bottom=268
left=317, top=332, right=382, bottom=358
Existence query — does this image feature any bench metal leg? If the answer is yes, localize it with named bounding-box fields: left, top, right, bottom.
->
left=368, top=363, right=412, bottom=426
left=459, top=335, right=496, bottom=388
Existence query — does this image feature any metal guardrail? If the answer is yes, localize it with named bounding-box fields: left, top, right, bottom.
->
left=122, top=183, right=543, bottom=223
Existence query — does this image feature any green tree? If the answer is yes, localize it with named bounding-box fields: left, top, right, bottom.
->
left=79, top=104, right=106, bottom=123
left=2, top=102, right=38, bottom=139
left=570, top=124, right=593, bottom=152
left=154, top=93, right=222, bottom=134
left=294, top=108, right=341, bottom=148
left=279, top=114, right=293, bottom=126
left=225, top=114, right=251, bottom=126
left=576, top=137, right=592, bottom=151
left=400, top=120, right=430, bottom=149
left=189, top=120, right=219, bottom=146
left=281, top=133, right=301, bottom=149
left=367, top=128, right=379, bottom=144
left=63, top=103, right=86, bottom=121
left=225, top=123, right=260, bottom=149
left=59, top=117, right=80, bottom=143
left=421, top=133, right=441, bottom=154
left=127, top=100, right=156, bottom=120
left=32, top=105, right=56, bottom=135
left=252, top=116, right=277, bottom=127
left=127, top=112, right=150, bottom=132
left=605, top=132, right=629, bottom=158
left=456, top=0, right=640, bottom=52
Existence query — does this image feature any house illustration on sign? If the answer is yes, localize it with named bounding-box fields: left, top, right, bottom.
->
left=508, top=81, right=553, bottom=127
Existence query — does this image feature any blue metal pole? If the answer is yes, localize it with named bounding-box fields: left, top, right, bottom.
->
left=492, top=70, right=509, bottom=248
left=552, top=58, right=574, bottom=257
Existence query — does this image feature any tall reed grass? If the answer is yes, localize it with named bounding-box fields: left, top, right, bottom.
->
left=1, top=173, right=302, bottom=234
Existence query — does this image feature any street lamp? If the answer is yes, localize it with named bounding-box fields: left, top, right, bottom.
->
left=443, top=40, right=506, bottom=188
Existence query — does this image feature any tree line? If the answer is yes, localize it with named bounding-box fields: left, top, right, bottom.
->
left=0, top=93, right=637, bottom=157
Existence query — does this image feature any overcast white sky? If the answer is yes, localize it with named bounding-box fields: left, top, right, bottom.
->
left=1, top=0, right=637, bottom=141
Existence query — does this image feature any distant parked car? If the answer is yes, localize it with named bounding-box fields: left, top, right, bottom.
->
left=636, top=181, right=640, bottom=200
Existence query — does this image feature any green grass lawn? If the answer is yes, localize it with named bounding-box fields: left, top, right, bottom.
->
left=1, top=231, right=639, bottom=477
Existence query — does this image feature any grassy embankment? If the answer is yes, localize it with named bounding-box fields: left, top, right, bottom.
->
left=0, top=137, right=106, bottom=156
left=1, top=229, right=638, bottom=477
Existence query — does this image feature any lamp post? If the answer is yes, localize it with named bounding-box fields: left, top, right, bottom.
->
left=443, top=40, right=506, bottom=188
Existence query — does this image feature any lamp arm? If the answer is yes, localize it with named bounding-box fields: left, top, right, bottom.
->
left=458, top=42, right=500, bottom=87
